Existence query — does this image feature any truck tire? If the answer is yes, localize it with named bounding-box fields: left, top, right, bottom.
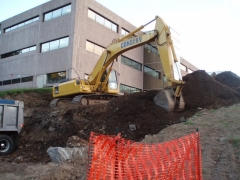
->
left=0, top=134, right=14, bottom=155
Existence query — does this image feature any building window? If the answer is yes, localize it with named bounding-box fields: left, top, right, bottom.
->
left=4, top=16, right=39, bottom=33
left=12, top=78, right=20, bottom=84
left=1, top=45, right=36, bottom=59
left=120, top=84, right=141, bottom=94
left=47, top=71, right=66, bottom=83
left=86, top=41, right=105, bottom=56
left=21, top=76, right=33, bottom=83
left=88, top=9, right=118, bottom=32
left=188, top=68, right=193, bottom=73
left=180, top=63, right=187, bottom=72
left=163, top=75, right=167, bottom=82
left=0, top=76, right=33, bottom=86
left=41, top=37, right=69, bottom=53
left=3, top=80, right=11, bottom=85
left=44, top=4, right=71, bottom=22
left=144, top=44, right=159, bottom=55
left=144, top=66, right=161, bottom=79
left=121, top=28, right=129, bottom=37
left=121, top=56, right=142, bottom=71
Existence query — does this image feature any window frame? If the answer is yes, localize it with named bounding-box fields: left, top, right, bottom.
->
left=21, top=76, right=33, bottom=83
left=41, top=37, right=69, bottom=53
left=143, top=65, right=161, bottom=79
left=180, top=63, right=187, bottom=72
left=121, top=28, right=130, bottom=37
left=121, top=55, right=142, bottom=71
left=120, top=84, right=141, bottom=94
left=43, top=4, right=71, bottom=22
left=1, top=45, right=37, bottom=59
left=47, top=71, right=67, bottom=84
left=4, top=16, right=39, bottom=33
left=86, top=40, right=105, bottom=56
left=88, top=9, right=118, bottom=33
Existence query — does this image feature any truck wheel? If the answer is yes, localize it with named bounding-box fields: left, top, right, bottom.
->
left=0, top=134, right=14, bottom=155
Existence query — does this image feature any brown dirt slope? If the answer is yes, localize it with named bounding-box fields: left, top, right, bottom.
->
left=215, top=71, right=240, bottom=88
left=182, top=70, right=240, bottom=110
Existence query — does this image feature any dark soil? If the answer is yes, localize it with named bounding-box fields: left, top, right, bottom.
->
left=215, top=71, right=240, bottom=88
left=1, top=70, right=240, bottom=163
left=182, top=70, right=240, bottom=110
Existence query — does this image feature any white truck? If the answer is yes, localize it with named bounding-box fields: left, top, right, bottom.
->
left=0, top=99, right=24, bottom=155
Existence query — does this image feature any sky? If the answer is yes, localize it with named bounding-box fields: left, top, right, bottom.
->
left=1, top=0, right=240, bottom=75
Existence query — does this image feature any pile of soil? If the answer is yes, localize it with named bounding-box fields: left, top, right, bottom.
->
left=92, top=91, right=186, bottom=141
left=215, top=71, right=240, bottom=88
left=182, top=70, right=240, bottom=110
left=1, top=70, right=240, bottom=164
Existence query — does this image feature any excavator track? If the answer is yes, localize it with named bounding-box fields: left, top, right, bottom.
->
left=50, top=94, right=120, bottom=107
left=72, top=94, right=120, bottom=105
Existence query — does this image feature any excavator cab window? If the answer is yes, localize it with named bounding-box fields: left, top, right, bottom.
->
left=108, top=70, right=118, bottom=90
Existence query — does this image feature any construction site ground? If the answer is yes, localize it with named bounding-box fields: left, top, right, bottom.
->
left=0, top=70, right=240, bottom=180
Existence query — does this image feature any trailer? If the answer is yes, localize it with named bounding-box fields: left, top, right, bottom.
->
left=0, top=99, right=24, bottom=155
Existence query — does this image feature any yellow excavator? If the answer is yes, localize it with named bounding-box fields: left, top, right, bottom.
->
left=51, top=16, right=185, bottom=111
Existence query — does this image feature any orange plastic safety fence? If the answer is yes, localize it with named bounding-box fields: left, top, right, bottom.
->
left=86, top=132, right=202, bottom=180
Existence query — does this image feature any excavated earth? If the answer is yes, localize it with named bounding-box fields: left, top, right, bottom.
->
left=215, top=71, right=240, bottom=88
left=0, top=70, right=240, bottom=179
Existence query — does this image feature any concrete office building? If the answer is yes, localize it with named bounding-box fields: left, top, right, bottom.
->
left=0, top=0, right=198, bottom=93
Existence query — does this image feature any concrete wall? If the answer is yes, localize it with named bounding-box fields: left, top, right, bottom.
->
left=0, top=0, right=198, bottom=91
left=0, top=0, right=75, bottom=90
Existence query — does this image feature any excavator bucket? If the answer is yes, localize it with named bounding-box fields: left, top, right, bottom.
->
left=153, top=89, right=185, bottom=112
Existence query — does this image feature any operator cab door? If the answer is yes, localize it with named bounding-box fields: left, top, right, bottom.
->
left=107, top=70, right=119, bottom=93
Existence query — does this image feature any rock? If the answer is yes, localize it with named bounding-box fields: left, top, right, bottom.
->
left=48, top=127, right=55, bottom=132
left=129, top=124, right=137, bottom=131
left=219, top=137, right=227, bottom=142
left=67, top=136, right=88, bottom=147
left=179, top=117, right=186, bottom=122
left=47, top=146, right=88, bottom=163
left=50, top=111, right=59, bottom=116
left=15, top=156, right=24, bottom=162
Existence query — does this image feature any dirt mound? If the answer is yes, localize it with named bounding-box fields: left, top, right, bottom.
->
left=72, top=91, right=191, bottom=142
left=2, top=70, right=240, bottom=163
left=182, top=70, right=240, bottom=110
left=92, top=91, right=183, bottom=141
left=215, top=71, right=240, bottom=88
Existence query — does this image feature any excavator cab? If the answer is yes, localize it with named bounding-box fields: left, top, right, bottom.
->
left=105, top=69, right=119, bottom=93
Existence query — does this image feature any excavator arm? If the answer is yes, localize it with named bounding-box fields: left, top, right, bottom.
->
left=87, top=16, right=185, bottom=111
left=88, top=30, right=158, bottom=92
